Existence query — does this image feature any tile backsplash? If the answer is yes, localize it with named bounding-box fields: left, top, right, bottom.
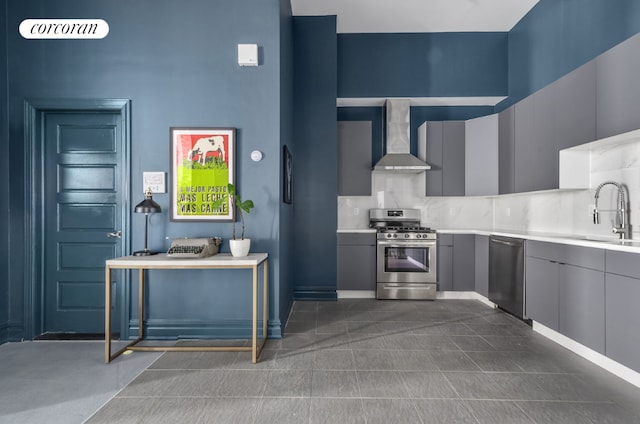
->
left=339, top=137, right=640, bottom=239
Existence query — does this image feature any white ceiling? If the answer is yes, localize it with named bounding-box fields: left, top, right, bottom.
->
left=290, top=0, right=539, bottom=33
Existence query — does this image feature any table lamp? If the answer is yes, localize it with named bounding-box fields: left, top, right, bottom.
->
left=133, top=189, right=162, bottom=256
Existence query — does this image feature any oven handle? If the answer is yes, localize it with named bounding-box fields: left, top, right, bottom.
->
left=377, top=241, right=436, bottom=248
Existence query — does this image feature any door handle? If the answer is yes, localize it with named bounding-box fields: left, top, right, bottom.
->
left=106, top=230, right=122, bottom=239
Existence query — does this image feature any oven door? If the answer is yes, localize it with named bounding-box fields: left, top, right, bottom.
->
left=377, top=240, right=437, bottom=284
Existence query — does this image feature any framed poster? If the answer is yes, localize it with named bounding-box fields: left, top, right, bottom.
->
left=283, top=145, right=292, bottom=204
left=170, top=127, right=235, bottom=221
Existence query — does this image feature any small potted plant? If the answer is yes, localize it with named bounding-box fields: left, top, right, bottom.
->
left=215, top=183, right=254, bottom=257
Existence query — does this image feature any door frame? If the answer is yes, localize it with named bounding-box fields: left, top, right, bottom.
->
left=23, top=98, right=132, bottom=339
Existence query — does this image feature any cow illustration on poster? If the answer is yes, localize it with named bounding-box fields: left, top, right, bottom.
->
left=188, top=135, right=226, bottom=165
left=170, top=127, right=235, bottom=221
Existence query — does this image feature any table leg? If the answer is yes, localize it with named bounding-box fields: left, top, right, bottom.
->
left=139, top=268, right=145, bottom=339
left=252, top=265, right=258, bottom=363
left=105, top=265, right=112, bottom=363
left=263, top=260, right=268, bottom=342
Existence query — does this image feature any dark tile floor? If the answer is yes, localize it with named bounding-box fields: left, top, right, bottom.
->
left=87, top=299, right=640, bottom=423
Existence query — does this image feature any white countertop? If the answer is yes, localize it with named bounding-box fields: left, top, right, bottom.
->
left=337, top=229, right=377, bottom=233
left=437, top=229, right=640, bottom=253
left=106, top=253, right=269, bottom=267
left=337, top=228, right=640, bottom=253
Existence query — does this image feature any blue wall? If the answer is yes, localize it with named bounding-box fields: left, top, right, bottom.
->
left=338, top=32, right=508, bottom=98
left=334, top=0, right=640, bottom=112
left=278, top=0, right=295, bottom=322
left=5, top=0, right=289, bottom=341
left=0, top=0, right=9, bottom=344
left=504, top=0, right=640, bottom=109
left=292, top=16, right=338, bottom=299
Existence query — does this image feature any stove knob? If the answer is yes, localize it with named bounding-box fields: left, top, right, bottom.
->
left=416, top=234, right=421, bottom=239
left=393, top=234, right=398, bottom=238
left=405, top=234, right=410, bottom=238
left=386, top=233, right=392, bottom=238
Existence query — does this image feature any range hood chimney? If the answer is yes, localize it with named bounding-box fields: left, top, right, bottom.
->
left=373, top=99, right=431, bottom=173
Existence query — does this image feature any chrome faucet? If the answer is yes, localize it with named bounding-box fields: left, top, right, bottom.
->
left=593, top=181, right=628, bottom=239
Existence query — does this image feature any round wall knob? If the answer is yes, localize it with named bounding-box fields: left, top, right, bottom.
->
left=251, top=150, right=263, bottom=162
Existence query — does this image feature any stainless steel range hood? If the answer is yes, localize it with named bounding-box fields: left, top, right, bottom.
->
left=374, top=99, right=431, bottom=173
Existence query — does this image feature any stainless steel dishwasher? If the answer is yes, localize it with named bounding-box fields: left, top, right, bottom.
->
left=489, top=235, right=526, bottom=319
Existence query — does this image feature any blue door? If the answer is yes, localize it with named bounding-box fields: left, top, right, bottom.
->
left=43, top=111, right=127, bottom=333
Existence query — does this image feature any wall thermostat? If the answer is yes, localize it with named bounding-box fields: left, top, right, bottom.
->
left=238, top=44, right=258, bottom=67
left=251, top=150, right=263, bottom=162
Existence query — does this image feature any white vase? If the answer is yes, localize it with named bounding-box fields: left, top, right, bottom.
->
left=229, top=238, right=251, bottom=257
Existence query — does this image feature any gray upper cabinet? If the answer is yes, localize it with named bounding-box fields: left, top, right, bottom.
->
left=514, top=95, right=537, bottom=193
left=337, top=121, right=372, bottom=196
left=596, top=33, right=640, bottom=139
left=442, top=121, right=466, bottom=196
left=515, top=90, right=558, bottom=193
left=465, top=115, right=499, bottom=196
left=502, top=55, right=596, bottom=195
left=498, top=106, right=515, bottom=194
left=555, top=60, right=596, bottom=150
left=424, top=121, right=465, bottom=196
left=425, top=121, right=444, bottom=196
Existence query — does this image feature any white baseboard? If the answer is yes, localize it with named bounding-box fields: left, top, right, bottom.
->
left=336, top=290, right=376, bottom=299
left=436, top=291, right=497, bottom=308
left=336, top=290, right=497, bottom=306
left=532, top=321, right=640, bottom=389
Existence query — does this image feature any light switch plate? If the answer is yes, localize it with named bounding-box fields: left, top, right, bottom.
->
left=143, top=172, right=166, bottom=193
left=238, top=44, right=258, bottom=66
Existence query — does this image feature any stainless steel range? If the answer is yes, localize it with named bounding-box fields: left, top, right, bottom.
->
left=370, top=209, right=437, bottom=300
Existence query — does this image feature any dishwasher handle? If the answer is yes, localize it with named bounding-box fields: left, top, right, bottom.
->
left=490, top=236, right=525, bottom=248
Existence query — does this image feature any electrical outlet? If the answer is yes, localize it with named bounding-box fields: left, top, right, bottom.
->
left=449, top=207, right=456, bottom=216
left=353, top=207, right=359, bottom=215
left=505, top=207, right=511, bottom=217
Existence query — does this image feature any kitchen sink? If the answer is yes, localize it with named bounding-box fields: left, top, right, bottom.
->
left=564, top=235, right=618, bottom=242
left=560, top=235, right=640, bottom=247
left=606, top=239, right=640, bottom=246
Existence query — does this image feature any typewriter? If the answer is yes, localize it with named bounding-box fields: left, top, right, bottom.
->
left=166, top=237, right=222, bottom=258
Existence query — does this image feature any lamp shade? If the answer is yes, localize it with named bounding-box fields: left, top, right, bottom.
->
left=135, top=190, right=161, bottom=214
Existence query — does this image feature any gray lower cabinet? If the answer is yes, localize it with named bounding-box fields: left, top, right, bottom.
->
left=605, top=250, right=640, bottom=372
left=558, top=264, right=605, bottom=354
left=453, top=234, right=475, bottom=291
left=525, top=240, right=605, bottom=353
left=525, top=256, right=559, bottom=331
left=437, top=234, right=475, bottom=292
left=474, top=235, right=489, bottom=297
left=337, top=233, right=376, bottom=291
left=605, top=273, right=640, bottom=372
left=437, top=234, right=453, bottom=291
